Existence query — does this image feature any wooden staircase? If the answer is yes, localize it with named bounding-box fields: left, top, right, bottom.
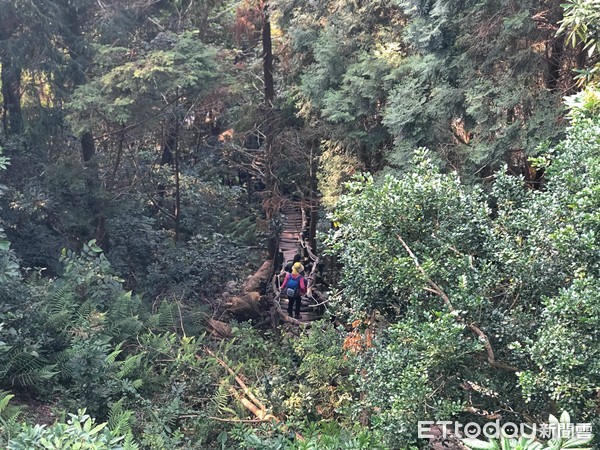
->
left=276, top=203, right=323, bottom=324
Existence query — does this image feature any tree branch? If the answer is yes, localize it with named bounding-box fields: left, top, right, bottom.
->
left=396, top=234, right=455, bottom=310
left=397, top=234, right=518, bottom=372
left=203, top=347, right=265, bottom=411
left=203, top=347, right=304, bottom=441
left=146, top=194, right=176, bottom=220
left=206, top=416, right=273, bottom=423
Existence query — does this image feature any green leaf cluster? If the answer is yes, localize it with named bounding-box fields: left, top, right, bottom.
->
left=324, top=89, right=600, bottom=447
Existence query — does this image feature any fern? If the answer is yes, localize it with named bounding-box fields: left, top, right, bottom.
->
left=77, top=299, right=99, bottom=323
left=0, top=347, right=56, bottom=387
left=107, top=399, right=134, bottom=437
left=45, top=285, right=77, bottom=330
left=130, top=379, right=143, bottom=390
left=121, top=432, right=140, bottom=450
left=108, top=316, right=143, bottom=341
left=148, top=301, right=177, bottom=332
left=212, top=382, right=236, bottom=416
left=0, top=390, right=22, bottom=445
left=158, top=301, right=177, bottom=330
left=106, top=292, right=143, bottom=338
left=48, top=285, right=75, bottom=315
left=105, top=343, right=123, bottom=366
left=11, top=366, right=56, bottom=387
left=0, top=392, right=13, bottom=412
left=52, top=350, right=73, bottom=380
left=45, top=309, right=72, bottom=331
left=116, top=353, right=142, bottom=379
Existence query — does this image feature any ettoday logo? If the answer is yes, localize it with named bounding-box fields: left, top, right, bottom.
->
left=418, top=419, right=593, bottom=441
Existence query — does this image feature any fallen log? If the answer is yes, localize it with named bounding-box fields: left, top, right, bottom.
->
left=243, top=260, right=273, bottom=294
left=206, top=318, right=233, bottom=339
left=227, top=291, right=266, bottom=320
left=227, top=259, right=273, bottom=321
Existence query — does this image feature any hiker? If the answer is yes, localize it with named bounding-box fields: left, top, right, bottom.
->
left=285, top=254, right=303, bottom=273
left=281, top=262, right=307, bottom=319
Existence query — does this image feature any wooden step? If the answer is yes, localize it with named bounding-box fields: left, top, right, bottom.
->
left=284, top=311, right=321, bottom=323
left=277, top=202, right=321, bottom=324
left=280, top=299, right=315, bottom=308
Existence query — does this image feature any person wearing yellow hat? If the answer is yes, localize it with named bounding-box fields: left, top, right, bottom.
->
left=281, top=261, right=307, bottom=319
left=291, top=261, right=304, bottom=275
left=285, top=254, right=302, bottom=273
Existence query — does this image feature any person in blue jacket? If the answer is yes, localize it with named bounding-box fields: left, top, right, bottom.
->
left=281, top=262, right=307, bottom=319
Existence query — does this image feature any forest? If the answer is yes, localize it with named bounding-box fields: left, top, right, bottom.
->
left=0, top=0, right=599, bottom=449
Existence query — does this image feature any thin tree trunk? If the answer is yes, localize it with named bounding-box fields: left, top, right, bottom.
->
left=156, top=118, right=177, bottom=202
left=159, top=113, right=181, bottom=243
left=309, top=145, right=318, bottom=251
left=262, top=1, right=277, bottom=259
left=262, top=1, right=274, bottom=107
left=109, top=126, right=126, bottom=188
left=95, top=217, right=109, bottom=252
left=1, top=53, right=23, bottom=135
left=1, top=61, right=6, bottom=135
left=174, top=117, right=181, bottom=243
left=545, top=38, right=563, bottom=92
left=161, top=121, right=176, bottom=167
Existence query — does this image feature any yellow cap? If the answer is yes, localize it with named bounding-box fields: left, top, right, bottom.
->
left=292, top=262, right=304, bottom=275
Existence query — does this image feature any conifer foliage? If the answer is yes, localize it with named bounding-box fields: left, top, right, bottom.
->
left=1, top=0, right=600, bottom=448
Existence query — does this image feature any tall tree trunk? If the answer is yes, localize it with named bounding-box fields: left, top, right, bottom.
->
left=545, top=6, right=564, bottom=93
left=66, top=6, right=98, bottom=166
left=1, top=60, right=6, bottom=135
left=1, top=52, right=23, bottom=135
left=308, top=145, right=318, bottom=251
left=66, top=5, right=110, bottom=252
left=545, top=37, right=563, bottom=92
left=173, top=117, right=181, bottom=243
left=81, top=130, right=109, bottom=251
left=575, top=42, right=587, bottom=70
left=261, top=1, right=277, bottom=259
left=82, top=127, right=110, bottom=252
left=161, top=119, right=176, bottom=167
left=262, top=1, right=275, bottom=107
left=109, top=126, right=126, bottom=188
left=81, top=130, right=96, bottom=163
left=159, top=115, right=181, bottom=243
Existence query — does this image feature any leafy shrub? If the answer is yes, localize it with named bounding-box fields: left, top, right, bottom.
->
left=323, top=89, right=600, bottom=448
left=7, top=410, right=139, bottom=450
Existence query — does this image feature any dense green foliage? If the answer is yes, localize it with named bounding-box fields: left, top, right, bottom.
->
left=559, top=0, right=600, bottom=85
left=7, top=409, right=138, bottom=450
left=1, top=0, right=600, bottom=449
left=323, top=89, right=600, bottom=448
left=275, top=0, right=577, bottom=179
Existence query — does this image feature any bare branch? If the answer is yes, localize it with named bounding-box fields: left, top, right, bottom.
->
left=146, top=195, right=176, bottom=220
left=397, top=234, right=518, bottom=372
left=203, top=347, right=265, bottom=412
